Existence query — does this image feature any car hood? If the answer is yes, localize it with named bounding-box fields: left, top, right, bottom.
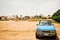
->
left=37, top=25, right=56, bottom=31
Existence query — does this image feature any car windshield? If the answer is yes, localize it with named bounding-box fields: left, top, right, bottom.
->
left=39, top=20, right=52, bottom=26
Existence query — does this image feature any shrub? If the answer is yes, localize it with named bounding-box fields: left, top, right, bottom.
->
left=52, top=9, right=60, bottom=22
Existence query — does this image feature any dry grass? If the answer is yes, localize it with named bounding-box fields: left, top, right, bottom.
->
left=0, top=21, right=60, bottom=40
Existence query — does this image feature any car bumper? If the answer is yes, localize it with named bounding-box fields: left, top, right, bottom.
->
left=36, top=32, right=56, bottom=38
left=37, top=36, right=56, bottom=39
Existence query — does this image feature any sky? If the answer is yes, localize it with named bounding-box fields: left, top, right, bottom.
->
left=0, top=0, right=60, bottom=16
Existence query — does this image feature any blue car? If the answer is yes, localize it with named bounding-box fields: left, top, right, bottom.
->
left=36, top=20, right=56, bottom=39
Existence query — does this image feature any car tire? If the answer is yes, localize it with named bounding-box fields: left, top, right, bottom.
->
left=52, top=35, right=56, bottom=40
left=36, top=32, right=39, bottom=39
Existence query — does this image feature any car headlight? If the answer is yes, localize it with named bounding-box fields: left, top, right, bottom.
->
left=37, top=30, right=42, bottom=34
left=50, top=30, right=56, bottom=32
left=36, top=30, right=42, bottom=35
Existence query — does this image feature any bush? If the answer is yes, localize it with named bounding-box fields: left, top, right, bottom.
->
left=52, top=16, right=60, bottom=22
left=52, top=9, right=60, bottom=22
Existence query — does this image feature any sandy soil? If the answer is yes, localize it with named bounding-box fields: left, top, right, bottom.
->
left=0, top=21, right=60, bottom=40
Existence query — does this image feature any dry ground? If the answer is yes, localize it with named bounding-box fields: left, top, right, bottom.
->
left=0, top=21, right=60, bottom=40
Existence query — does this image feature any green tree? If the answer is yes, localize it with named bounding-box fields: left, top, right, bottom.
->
left=23, top=16, right=30, bottom=20
left=52, top=9, right=60, bottom=22
left=38, top=14, right=43, bottom=19
left=34, top=15, right=38, bottom=19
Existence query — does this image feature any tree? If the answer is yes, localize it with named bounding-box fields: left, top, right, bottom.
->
left=23, top=16, right=30, bottom=20
left=20, top=15, right=22, bottom=18
left=12, top=15, right=16, bottom=17
left=16, top=15, right=18, bottom=19
left=0, top=17, right=1, bottom=20
left=34, top=15, right=38, bottom=19
left=48, top=15, right=52, bottom=19
left=38, top=14, right=43, bottom=18
left=52, top=9, right=60, bottom=22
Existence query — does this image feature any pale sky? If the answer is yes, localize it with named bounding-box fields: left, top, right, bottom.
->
left=0, top=0, right=60, bottom=16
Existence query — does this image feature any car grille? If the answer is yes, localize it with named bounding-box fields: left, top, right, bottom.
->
left=42, top=31, right=50, bottom=33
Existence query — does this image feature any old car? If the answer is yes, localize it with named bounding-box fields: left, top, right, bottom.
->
left=36, top=20, right=56, bottom=39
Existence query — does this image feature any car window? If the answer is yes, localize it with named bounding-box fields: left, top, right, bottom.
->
left=39, top=20, right=52, bottom=26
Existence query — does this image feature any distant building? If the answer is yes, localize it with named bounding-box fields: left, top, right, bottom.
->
left=0, top=16, right=9, bottom=21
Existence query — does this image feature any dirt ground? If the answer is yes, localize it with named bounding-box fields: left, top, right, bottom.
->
left=0, top=21, right=60, bottom=40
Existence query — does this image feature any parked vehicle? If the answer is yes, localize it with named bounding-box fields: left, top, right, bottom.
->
left=36, top=20, right=56, bottom=39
